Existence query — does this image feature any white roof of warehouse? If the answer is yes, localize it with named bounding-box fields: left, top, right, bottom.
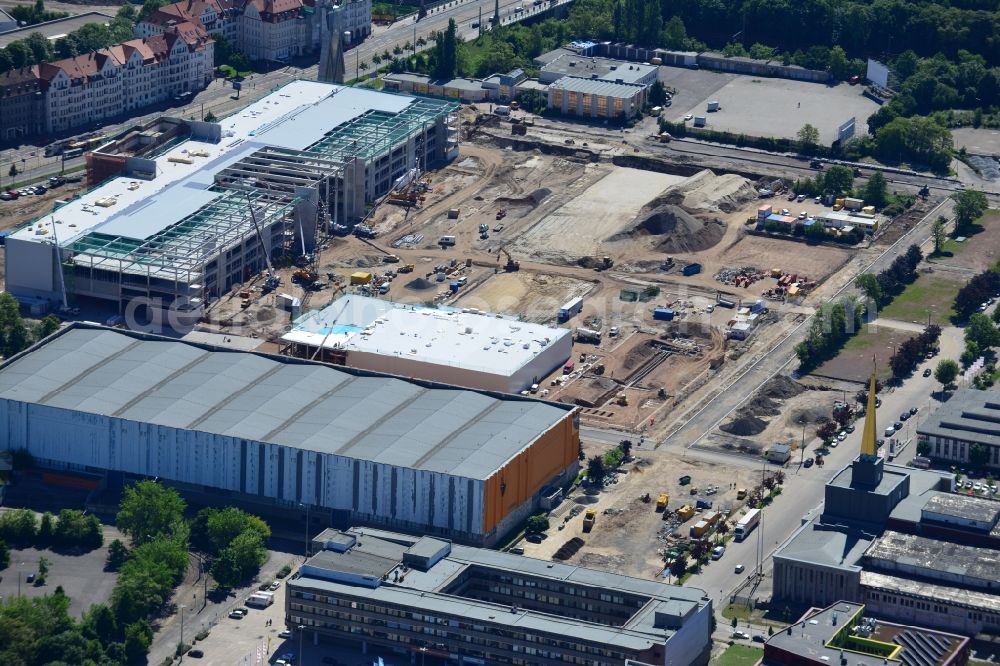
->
left=283, top=296, right=572, bottom=377
left=0, top=325, right=574, bottom=480
left=13, top=81, right=412, bottom=246
left=548, top=75, right=645, bottom=98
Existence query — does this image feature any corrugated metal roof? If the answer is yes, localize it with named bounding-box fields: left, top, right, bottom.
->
left=0, top=326, right=573, bottom=479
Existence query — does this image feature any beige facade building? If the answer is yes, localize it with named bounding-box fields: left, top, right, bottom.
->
left=39, top=23, right=213, bottom=135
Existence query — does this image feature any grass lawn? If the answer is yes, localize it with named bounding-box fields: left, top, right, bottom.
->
left=880, top=272, right=963, bottom=326
left=814, top=324, right=916, bottom=382
left=722, top=604, right=753, bottom=622
left=717, top=644, right=764, bottom=666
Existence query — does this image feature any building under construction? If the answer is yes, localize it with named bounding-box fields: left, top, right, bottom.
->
left=4, top=80, right=458, bottom=321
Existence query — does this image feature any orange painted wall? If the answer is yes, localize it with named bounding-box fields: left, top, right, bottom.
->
left=482, top=411, right=579, bottom=533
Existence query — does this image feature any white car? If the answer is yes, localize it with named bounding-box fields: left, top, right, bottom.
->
left=780, top=208, right=790, bottom=215
left=814, top=196, right=822, bottom=204
left=798, top=211, right=807, bottom=219
left=734, top=564, right=745, bottom=573
left=278, top=629, right=292, bottom=639
left=837, top=431, right=847, bottom=441
left=684, top=113, right=693, bottom=121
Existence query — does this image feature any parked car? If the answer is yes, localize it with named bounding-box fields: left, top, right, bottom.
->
left=909, top=406, right=918, bottom=415
left=837, top=431, right=847, bottom=441
left=804, top=457, right=814, bottom=468
left=923, top=368, right=932, bottom=377
left=732, top=631, right=750, bottom=639
left=893, top=421, right=903, bottom=430
left=188, top=649, right=204, bottom=658
left=228, top=610, right=244, bottom=619
left=525, top=533, right=544, bottom=543
left=899, top=412, right=909, bottom=421
left=752, top=635, right=767, bottom=643
left=846, top=425, right=855, bottom=433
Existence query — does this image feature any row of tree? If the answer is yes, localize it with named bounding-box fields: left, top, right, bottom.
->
left=0, top=508, right=103, bottom=551
left=854, top=244, right=924, bottom=311
left=6, top=0, right=68, bottom=27
left=889, top=325, right=941, bottom=379
left=794, top=296, right=865, bottom=371
left=0, top=293, right=60, bottom=360
left=955, top=267, right=1000, bottom=320
left=190, top=506, right=270, bottom=589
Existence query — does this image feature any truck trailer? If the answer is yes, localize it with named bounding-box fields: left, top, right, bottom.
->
left=559, top=297, right=584, bottom=321
left=734, top=508, right=761, bottom=541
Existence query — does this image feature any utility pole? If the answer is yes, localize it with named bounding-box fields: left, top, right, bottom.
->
left=492, top=0, right=500, bottom=28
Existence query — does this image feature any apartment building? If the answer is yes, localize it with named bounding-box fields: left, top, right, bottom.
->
left=40, top=23, right=213, bottom=134
left=137, top=0, right=370, bottom=62
left=917, top=386, right=1000, bottom=470
left=0, top=66, right=46, bottom=141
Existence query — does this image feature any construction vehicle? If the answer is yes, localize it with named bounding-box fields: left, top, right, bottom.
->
left=676, top=505, right=695, bottom=521
left=398, top=264, right=415, bottom=273
left=496, top=208, right=507, bottom=221
left=497, top=248, right=520, bottom=272
left=656, top=493, right=669, bottom=511
left=240, top=298, right=251, bottom=309
left=582, top=508, right=597, bottom=532
left=292, top=269, right=318, bottom=283
left=244, top=193, right=281, bottom=293
left=737, top=488, right=747, bottom=500
left=382, top=254, right=400, bottom=263
left=615, top=392, right=628, bottom=406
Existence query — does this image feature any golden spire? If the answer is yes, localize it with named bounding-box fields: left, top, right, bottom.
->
left=860, top=357, right=878, bottom=458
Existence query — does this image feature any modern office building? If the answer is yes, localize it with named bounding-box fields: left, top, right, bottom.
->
left=538, top=54, right=658, bottom=87
left=287, top=528, right=713, bottom=666
left=0, top=324, right=580, bottom=546
left=763, top=602, right=970, bottom=666
left=281, top=296, right=573, bottom=393
left=772, top=373, right=1000, bottom=635
left=4, top=80, right=457, bottom=319
left=917, top=386, right=1000, bottom=470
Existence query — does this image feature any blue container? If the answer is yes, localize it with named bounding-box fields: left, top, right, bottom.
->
left=682, top=263, right=702, bottom=276
left=653, top=307, right=674, bottom=321
left=449, top=281, right=459, bottom=293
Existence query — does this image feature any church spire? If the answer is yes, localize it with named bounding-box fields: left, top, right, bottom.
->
left=860, top=357, right=878, bottom=458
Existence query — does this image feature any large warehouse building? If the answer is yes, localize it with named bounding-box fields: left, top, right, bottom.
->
left=4, top=80, right=457, bottom=321
left=287, top=528, right=713, bottom=666
left=0, top=324, right=580, bottom=546
left=280, top=296, right=574, bottom=393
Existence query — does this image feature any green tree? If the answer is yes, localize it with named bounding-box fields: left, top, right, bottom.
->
left=82, top=603, right=118, bottom=646
left=7, top=163, right=17, bottom=179
left=5, top=42, right=30, bottom=69
left=797, top=123, right=820, bottom=147
left=211, top=531, right=267, bottom=589
left=669, top=554, right=688, bottom=578
left=935, top=359, right=960, bottom=393
left=822, top=165, right=855, bottom=195
left=661, top=16, right=691, bottom=49
left=0, top=538, right=9, bottom=570
left=206, top=507, right=270, bottom=554
left=115, top=480, right=187, bottom=547
left=0, top=508, right=38, bottom=545
left=37, top=511, right=54, bottom=547
left=932, top=216, right=948, bottom=254
left=970, top=443, right=990, bottom=467
left=106, top=538, right=129, bottom=571
left=35, top=314, right=60, bottom=340
left=432, top=18, right=458, bottom=80
left=917, top=440, right=931, bottom=457
left=965, top=313, right=999, bottom=350
left=23, top=32, right=51, bottom=64
left=862, top=171, right=889, bottom=209
left=855, top=273, right=883, bottom=309
left=123, top=619, right=154, bottom=662
left=0, top=49, right=14, bottom=72
left=827, top=45, right=851, bottom=79
left=647, top=80, right=667, bottom=107
left=525, top=515, right=549, bottom=534
left=952, top=189, right=988, bottom=234
left=37, top=555, right=49, bottom=583
left=586, top=454, right=606, bottom=485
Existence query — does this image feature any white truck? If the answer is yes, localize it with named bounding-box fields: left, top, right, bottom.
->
left=734, top=508, right=760, bottom=542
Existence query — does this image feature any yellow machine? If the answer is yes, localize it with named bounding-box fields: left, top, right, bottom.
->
left=656, top=494, right=669, bottom=511
left=582, top=509, right=597, bottom=532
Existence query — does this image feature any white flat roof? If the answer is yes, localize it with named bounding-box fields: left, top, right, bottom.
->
left=13, top=81, right=416, bottom=247
left=283, top=296, right=572, bottom=377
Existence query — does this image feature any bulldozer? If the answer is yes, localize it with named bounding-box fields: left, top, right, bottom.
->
left=497, top=248, right=520, bottom=272
left=398, top=264, right=415, bottom=274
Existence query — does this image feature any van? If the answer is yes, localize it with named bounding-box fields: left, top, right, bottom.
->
left=711, top=546, right=725, bottom=560
left=439, top=235, right=456, bottom=246
left=510, top=546, right=524, bottom=555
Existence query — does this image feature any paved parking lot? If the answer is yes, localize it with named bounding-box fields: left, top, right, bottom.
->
left=667, top=73, right=879, bottom=143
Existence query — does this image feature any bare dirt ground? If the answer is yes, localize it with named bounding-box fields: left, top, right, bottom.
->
left=715, top=234, right=852, bottom=285
left=520, top=448, right=760, bottom=580
left=0, top=181, right=87, bottom=233
left=454, top=271, right=594, bottom=322
left=508, top=167, right=686, bottom=263
left=814, top=324, right=917, bottom=383
left=706, top=375, right=841, bottom=457
left=929, top=211, right=1000, bottom=272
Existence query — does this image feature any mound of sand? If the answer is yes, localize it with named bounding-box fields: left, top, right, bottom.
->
left=720, top=414, right=769, bottom=437
left=405, top=277, right=436, bottom=291
left=656, top=169, right=757, bottom=214
left=496, top=187, right=551, bottom=208
left=612, top=203, right=727, bottom=253
left=720, top=375, right=805, bottom=436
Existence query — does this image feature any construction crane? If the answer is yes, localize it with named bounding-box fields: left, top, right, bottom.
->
left=244, top=192, right=281, bottom=293
left=497, top=248, right=520, bottom=272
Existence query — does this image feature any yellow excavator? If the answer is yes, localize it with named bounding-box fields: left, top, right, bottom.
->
left=497, top=248, right=520, bottom=272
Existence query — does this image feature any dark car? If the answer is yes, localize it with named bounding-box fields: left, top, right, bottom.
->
left=910, top=406, right=918, bottom=415
left=923, top=368, right=932, bottom=377
left=894, top=421, right=903, bottom=430
left=188, top=649, right=204, bottom=658
left=899, top=412, right=909, bottom=421
left=804, top=458, right=814, bottom=468
left=752, top=634, right=767, bottom=643
left=525, top=533, right=544, bottom=543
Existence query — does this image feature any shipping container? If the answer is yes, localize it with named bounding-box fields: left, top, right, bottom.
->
left=653, top=307, right=674, bottom=321
left=682, top=263, right=702, bottom=276
left=734, top=508, right=761, bottom=541
left=350, top=272, right=372, bottom=285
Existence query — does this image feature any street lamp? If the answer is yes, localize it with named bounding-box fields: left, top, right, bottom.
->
left=297, top=624, right=305, bottom=661
left=179, top=605, right=186, bottom=661
left=300, top=503, right=311, bottom=557
left=420, top=646, right=428, bottom=665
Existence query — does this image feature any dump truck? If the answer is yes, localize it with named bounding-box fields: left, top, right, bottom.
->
left=676, top=504, right=695, bottom=521
left=582, top=508, right=597, bottom=532
left=656, top=494, right=669, bottom=511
